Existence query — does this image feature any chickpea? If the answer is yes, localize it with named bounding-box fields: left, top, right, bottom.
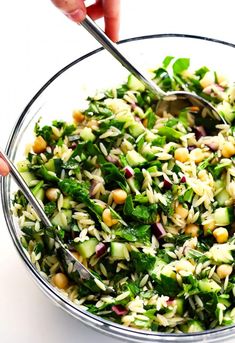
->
left=45, top=188, right=60, bottom=202
left=102, top=208, right=118, bottom=227
left=52, top=273, right=69, bottom=289
left=73, top=110, right=85, bottom=123
left=198, top=169, right=208, bottom=181
left=142, top=118, right=148, bottom=128
left=33, top=136, right=47, bottom=154
left=203, top=220, right=216, bottom=234
left=112, top=189, right=127, bottom=205
left=174, top=148, right=189, bottom=163
left=185, top=224, right=199, bottom=237
left=221, top=142, right=235, bottom=158
left=213, top=227, right=229, bottom=243
left=71, top=251, right=83, bottom=262
left=216, top=264, right=233, bottom=279
left=175, top=204, right=188, bottom=219
left=190, top=148, right=205, bottom=164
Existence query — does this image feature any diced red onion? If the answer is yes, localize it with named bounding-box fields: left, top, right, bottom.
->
left=152, top=222, right=166, bottom=239
left=203, top=83, right=224, bottom=95
left=205, top=142, right=219, bottom=151
left=163, top=178, right=172, bottom=190
left=180, top=175, right=186, bottom=183
left=193, top=126, right=207, bottom=140
left=111, top=305, right=128, bottom=316
left=134, top=115, right=141, bottom=122
left=89, top=180, right=98, bottom=198
left=70, top=142, right=77, bottom=150
left=95, top=242, right=107, bottom=257
left=188, top=145, right=196, bottom=151
left=106, top=155, right=119, bottom=165
left=166, top=299, right=176, bottom=307
left=124, top=166, right=134, bottom=179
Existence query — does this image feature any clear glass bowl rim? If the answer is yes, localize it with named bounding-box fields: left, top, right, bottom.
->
left=2, top=33, right=235, bottom=342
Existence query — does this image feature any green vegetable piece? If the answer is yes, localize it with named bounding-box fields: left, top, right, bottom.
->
left=51, top=209, right=72, bottom=230
left=214, top=207, right=234, bottom=226
left=129, top=122, right=145, bottom=138
left=131, top=251, right=156, bottom=273
left=198, top=279, right=221, bottom=293
left=110, top=242, right=127, bottom=260
left=126, top=150, right=146, bottom=167
left=162, top=56, right=174, bottom=68
left=127, top=74, right=145, bottom=91
left=20, top=171, right=37, bottom=187
left=75, top=238, right=99, bottom=259
left=181, top=320, right=205, bottom=333
left=80, top=127, right=96, bottom=142
left=157, top=126, right=183, bottom=142
left=172, top=58, right=190, bottom=75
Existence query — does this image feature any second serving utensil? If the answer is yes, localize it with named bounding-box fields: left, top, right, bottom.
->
left=81, top=16, right=225, bottom=123
left=0, top=148, right=114, bottom=295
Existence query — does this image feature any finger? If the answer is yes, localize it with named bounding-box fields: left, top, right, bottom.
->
left=87, top=1, right=104, bottom=21
left=50, top=0, right=86, bottom=22
left=103, top=0, right=120, bottom=42
left=0, top=159, right=10, bottom=177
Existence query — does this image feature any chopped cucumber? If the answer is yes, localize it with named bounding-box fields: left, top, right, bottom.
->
left=129, top=122, right=145, bottom=138
left=127, top=74, right=145, bottom=92
left=181, top=320, right=205, bottom=333
left=20, top=171, right=37, bottom=187
left=216, top=189, right=231, bottom=206
left=75, top=238, right=99, bottom=258
left=207, top=243, right=233, bottom=264
left=176, top=298, right=185, bottom=316
left=44, top=158, right=62, bottom=175
left=62, top=196, right=72, bottom=209
left=214, top=207, right=234, bottom=226
left=126, top=150, right=146, bottom=167
left=198, top=278, right=221, bottom=293
left=110, top=242, right=127, bottom=260
left=17, top=160, right=29, bottom=172
left=34, top=188, right=45, bottom=202
left=51, top=209, right=72, bottom=230
left=80, top=127, right=95, bottom=142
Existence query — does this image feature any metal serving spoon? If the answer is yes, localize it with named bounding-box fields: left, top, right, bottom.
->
left=0, top=149, right=114, bottom=295
left=81, top=16, right=225, bottom=123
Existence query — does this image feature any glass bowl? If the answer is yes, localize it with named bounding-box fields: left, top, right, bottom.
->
left=2, top=34, right=235, bottom=343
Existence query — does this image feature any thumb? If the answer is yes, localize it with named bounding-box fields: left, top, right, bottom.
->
left=51, top=0, right=86, bottom=22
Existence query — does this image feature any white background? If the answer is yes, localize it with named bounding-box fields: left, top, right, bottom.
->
left=1, top=1, right=235, bottom=342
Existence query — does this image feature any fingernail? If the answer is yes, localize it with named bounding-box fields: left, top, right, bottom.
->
left=64, top=8, right=86, bottom=22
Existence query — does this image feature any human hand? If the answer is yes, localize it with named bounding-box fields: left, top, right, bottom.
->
left=51, top=0, right=120, bottom=42
left=0, top=158, right=10, bottom=177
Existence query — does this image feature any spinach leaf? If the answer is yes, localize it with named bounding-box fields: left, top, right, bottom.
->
left=131, top=251, right=156, bottom=273
left=34, top=124, right=53, bottom=144
left=146, top=108, right=157, bottom=129
left=172, top=58, right=190, bottom=75
left=162, top=56, right=174, bottom=68
left=123, top=195, right=134, bottom=216
left=153, top=274, right=181, bottom=297
left=132, top=204, right=158, bottom=224
left=44, top=201, right=57, bottom=217
left=59, top=178, right=103, bottom=221
left=157, top=126, right=183, bottom=142
left=115, top=224, right=151, bottom=244
left=101, top=163, right=127, bottom=189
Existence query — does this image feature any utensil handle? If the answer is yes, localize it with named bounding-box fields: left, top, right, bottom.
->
left=0, top=149, right=52, bottom=228
left=81, top=16, right=166, bottom=97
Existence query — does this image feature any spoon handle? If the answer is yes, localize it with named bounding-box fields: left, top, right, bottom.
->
left=81, top=16, right=166, bottom=97
left=0, top=149, right=114, bottom=293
